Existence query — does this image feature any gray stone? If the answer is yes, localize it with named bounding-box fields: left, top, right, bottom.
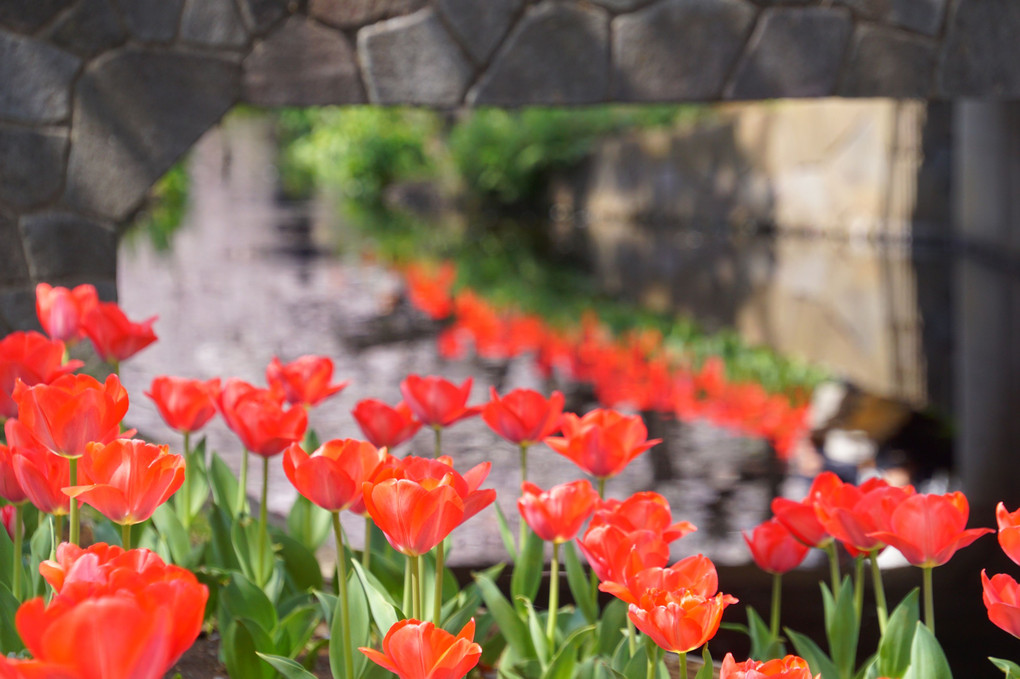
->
left=940, top=0, right=1020, bottom=97
left=115, top=0, right=184, bottom=42
left=0, top=0, right=74, bottom=34
left=237, top=0, right=289, bottom=35
left=613, top=0, right=756, bottom=101
left=839, top=26, right=935, bottom=98
left=0, top=209, right=29, bottom=286
left=181, top=0, right=248, bottom=48
left=726, top=8, right=852, bottom=99
left=0, top=287, right=40, bottom=334
left=835, top=0, right=946, bottom=36
left=359, top=9, right=473, bottom=106
left=21, top=212, right=117, bottom=281
left=469, top=1, right=610, bottom=105
left=436, top=0, right=521, bottom=65
left=309, top=0, right=427, bottom=29
left=243, top=17, right=362, bottom=106
left=47, top=0, right=127, bottom=58
left=0, top=124, right=69, bottom=210
left=832, top=0, right=886, bottom=20
left=587, top=0, right=656, bottom=12
left=63, top=48, right=240, bottom=221
left=0, top=30, right=80, bottom=124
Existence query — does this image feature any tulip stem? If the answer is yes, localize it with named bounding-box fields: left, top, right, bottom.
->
left=403, top=555, right=412, bottom=615
left=68, top=456, right=79, bottom=546
left=677, top=650, right=688, bottom=679
left=870, top=554, right=888, bottom=633
left=853, top=556, right=865, bottom=622
left=434, top=540, right=445, bottom=626
left=433, top=426, right=441, bottom=459
left=770, top=572, right=782, bottom=638
left=824, top=541, right=841, bottom=596
left=519, top=443, right=529, bottom=485
left=546, top=541, right=560, bottom=649
left=238, top=448, right=249, bottom=517
left=332, top=512, right=354, bottom=679
left=418, top=554, right=426, bottom=619
left=923, top=566, right=935, bottom=634
left=363, top=516, right=373, bottom=571
left=596, top=477, right=606, bottom=500
left=410, top=554, right=422, bottom=620
left=627, top=617, right=638, bottom=655
left=51, top=514, right=62, bottom=560
left=258, top=455, right=270, bottom=586
left=181, top=430, right=192, bottom=528
left=12, top=504, right=22, bottom=599
left=122, top=522, right=131, bottom=550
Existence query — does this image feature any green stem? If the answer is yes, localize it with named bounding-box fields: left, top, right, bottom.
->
left=646, top=645, right=658, bottom=679
left=597, top=477, right=606, bottom=500
left=433, top=426, right=442, bottom=459
left=68, top=457, right=79, bottom=546
left=52, top=515, right=63, bottom=560
left=418, top=554, right=426, bottom=619
left=627, top=617, right=638, bottom=655
left=519, top=443, right=529, bottom=485
left=238, top=448, right=249, bottom=516
left=770, top=572, right=782, bottom=638
left=853, top=556, right=865, bottom=622
left=824, top=541, right=841, bottom=596
left=434, top=540, right=445, bottom=626
left=332, top=512, right=354, bottom=679
left=410, top=554, right=421, bottom=620
left=181, top=430, right=192, bottom=527
left=12, top=504, right=22, bottom=599
left=258, top=456, right=269, bottom=585
left=923, top=566, right=935, bottom=633
left=546, top=541, right=561, bottom=648
left=403, top=555, right=413, bottom=615
left=870, top=553, right=888, bottom=633
left=122, top=522, right=131, bottom=550
left=363, top=516, right=372, bottom=571
left=678, top=650, right=688, bottom=679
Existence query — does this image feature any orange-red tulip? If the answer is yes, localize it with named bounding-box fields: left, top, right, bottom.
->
left=362, top=477, right=465, bottom=556
left=399, top=374, right=480, bottom=429
left=145, top=376, right=220, bottom=434
left=35, top=283, right=98, bottom=344
left=0, top=655, right=80, bottom=679
left=283, top=439, right=387, bottom=512
left=216, top=379, right=307, bottom=457
left=868, top=491, right=992, bottom=567
left=403, top=261, right=456, bottom=321
left=771, top=471, right=841, bottom=548
left=0, top=443, right=27, bottom=505
left=982, top=569, right=1020, bottom=639
left=600, top=554, right=720, bottom=606
left=743, top=518, right=811, bottom=575
left=544, top=408, right=660, bottom=480
left=64, top=439, right=185, bottom=525
left=0, top=331, right=82, bottom=419
left=590, top=491, right=696, bottom=542
left=580, top=522, right=671, bottom=584
left=813, top=477, right=914, bottom=555
left=79, top=301, right=157, bottom=364
left=720, top=653, right=819, bottom=679
left=266, top=355, right=348, bottom=407
left=10, top=373, right=130, bottom=459
left=352, top=399, right=422, bottom=449
left=360, top=618, right=481, bottom=679
left=370, top=455, right=496, bottom=525
left=5, top=419, right=70, bottom=514
left=628, top=587, right=738, bottom=654
left=1, top=505, right=14, bottom=541
left=518, top=479, right=599, bottom=543
left=482, top=387, right=564, bottom=446
left=996, top=502, right=1020, bottom=568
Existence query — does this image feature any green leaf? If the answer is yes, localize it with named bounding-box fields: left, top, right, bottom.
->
left=747, top=606, right=782, bottom=660
left=351, top=558, right=400, bottom=635
left=543, top=624, right=595, bottom=679
left=596, top=599, right=628, bottom=657
left=0, top=582, right=24, bottom=654
left=511, top=527, right=545, bottom=608
left=274, top=530, right=324, bottom=592
left=209, top=452, right=240, bottom=519
left=207, top=506, right=241, bottom=571
left=274, top=604, right=321, bottom=659
left=524, top=598, right=550, bottom=668
left=286, top=494, right=332, bottom=552
left=223, top=571, right=277, bottom=633
left=314, top=591, right=338, bottom=628
left=990, top=657, right=1020, bottom=678
left=787, top=628, right=840, bottom=679
left=28, top=518, right=53, bottom=597
left=0, top=512, right=13, bottom=590
left=694, top=646, right=715, bottom=679
left=563, top=541, right=597, bottom=624
left=231, top=518, right=276, bottom=588
left=152, top=503, right=192, bottom=567
left=822, top=576, right=859, bottom=678
left=475, top=571, right=535, bottom=659
left=257, top=652, right=320, bottom=679
left=877, top=589, right=920, bottom=679
left=223, top=620, right=274, bottom=679
left=177, top=437, right=210, bottom=524
left=903, top=623, right=952, bottom=679
left=330, top=571, right=370, bottom=679
left=494, top=502, right=518, bottom=560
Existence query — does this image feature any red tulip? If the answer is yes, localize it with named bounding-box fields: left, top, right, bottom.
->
left=813, top=477, right=915, bottom=555
left=482, top=387, right=564, bottom=447
left=720, top=653, right=819, bottom=679
left=600, top=554, right=720, bottom=606
left=216, top=379, right=307, bottom=457
left=64, top=439, right=185, bottom=525
left=80, top=301, right=157, bottom=364
left=9, top=373, right=130, bottom=459
left=35, top=283, right=98, bottom=343
left=404, top=261, right=456, bottom=321
left=283, top=439, right=387, bottom=512
left=628, top=587, right=738, bottom=654
left=5, top=419, right=70, bottom=514
left=868, top=492, right=992, bottom=567
left=518, top=479, right=599, bottom=543
left=0, top=331, right=82, bottom=419
left=352, top=399, right=422, bottom=449
left=771, top=471, right=842, bottom=548
left=579, top=523, right=671, bottom=584
left=743, top=518, right=811, bottom=575
left=0, top=655, right=80, bottom=679
left=145, top=376, right=220, bottom=434
left=544, top=408, right=660, bottom=480
left=360, top=618, right=481, bottom=679
left=1, top=505, right=14, bottom=541
left=399, top=374, right=480, bottom=429
left=590, top=491, right=696, bottom=543
left=0, top=443, right=27, bottom=505
left=369, top=455, right=496, bottom=525
left=996, top=502, right=1020, bottom=568
left=982, top=569, right=1020, bottom=639
left=362, top=477, right=464, bottom=556
left=266, top=355, right=348, bottom=407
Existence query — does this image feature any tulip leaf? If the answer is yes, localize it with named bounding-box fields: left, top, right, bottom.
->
left=747, top=606, right=783, bottom=660
left=224, top=571, right=277, bottom=633
left=152, top=503, right=192, bottom=567
left=990, top=657, right=1020, bottom=678
left=286, top=494, right=332, bottom=552
left=902, top=623, right=951, bottom=679
left=511, top=527, right=545, bottom=608
left=224, top=620, right=275, bottom=679
left=351, top=558, right=400, bottom=635
left=822, top=576, right=859, bottom=678
left=206, top=506, right=241, bottom=571
left=274, top=529, right=324, bottom=592
left=0, top=583, right=23, bottom=654
left=0, top=516, right=13, bottom=590
left=876, top=588, right=919, bottom=679
left=330, top=570, right=370, bottom=679
left=494, top=502, right=518, bottom=560
left=544, top=624, right=595, bottom=679
left=209, top=452, right=240, bottom=519
left=523, top=598, right=551, bottom=668
left=274, top=604, right=321, bottom=659
left=787, top=627, right=840, bottom=679
left=475, top=571, right=536, bottom=659
left=257, top=652, right=319, bottom=679
left=695, top=646, right=715, bottom=679
left=314, top=591, right=338, bottom=627
left=28, top=517, right=53, bottom=597
left=443, top=565, right=502, bottom=634
left=596, top=598, right=628, bottom=656
left=563, top=541, right=598, bottom=624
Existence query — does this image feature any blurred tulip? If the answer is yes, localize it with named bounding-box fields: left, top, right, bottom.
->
left=628, top=587, right=738, bottom=654
left=283, top=439, right=386, bottom=512
left=360, top=618, right=481, bottom=679
left=720, top=653, right=818, bottom=679
left=399, top=374, right=480, bottom=429
left=0, top=443, right=27, bottom=505
left=35, top=283, right=98, bottom=344
left=404, top=261, right=456, bottom=321
left=352, top=399, right=422, bottom=449
left=544, top=408, right=660, bottom=481
left=0, top=654, right=81, bottom=679
left=771, top=471, right=842, bottom=548
left=1, top=504, right=14, bottom=541
left=266, top=355, right=348, bottom=407
left=982, top=569, right=1020, bottom=639
left=145, top=376, right=220, bottom=434
left=0, top=331, right=82, bottom=419
left=216, top=380, right=307, bottom=457
left=600, top=554, right=720, bottom=606
left=996, top=502, right=1020, bottom=568
left=5, top=420, right=70, bottom=515
left=482, top=387, right=564, bottom=446
left=743, top=518, right=811, bottom=575
left=518, top=479, right=599, bottom=543
left=80, top=301, right=157, bottom=364
left=868, top=491, right=992, bottom=567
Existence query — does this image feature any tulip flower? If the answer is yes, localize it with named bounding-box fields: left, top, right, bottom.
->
left=0, top=442, right=27, bottom=506
left=363, top=477, right=465, bottom=558
left=399, top=375, right=480, bottom=454
left=579, top=523, right=671, bottom=585
left=360, top=618, right=482, bottom=679
left=482, top=387, right=564, bottom=446
left=996, top=502, right=1020, bottom=568
left=1, top=504, right=14, bottom=540
left=351, top=398, right=422, bottom=449
left=6, top=420, right=70, bottom=516
left=599, top=554, right=720, bottom=606
left=145, top=376, right=220, bottom=435
left=0, top=331, right=82, bottom=419
left=79, top=301, right=157, bottom=365
left=744, top=518, right=811, bottom=576
left=266, top=355, right=348, bottom=407
left=518, top=479, right=599, bottom=544
left=982, top=569, right=1020, bottom=639
left=0, top=654, right=80, bottom=678
left=720, top=653, right=819, bottom=679
left=35, top=282, right=98, bottom=344
left=591, top=491, right=696, bottom=542
left=813, top=477, right=915, bottom=556
left=283, top=439, right=386, bottom=513
left=772, top=471, right=842, bottom=593
left=217, top=381, right=307, bottom=458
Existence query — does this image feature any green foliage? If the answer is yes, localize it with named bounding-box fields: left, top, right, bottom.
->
left=122, top=160, right=190, bottom=253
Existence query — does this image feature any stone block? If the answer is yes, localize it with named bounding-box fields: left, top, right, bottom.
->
left=436, top=0, right=521, bottom=65
left=889, top=0, right=947, bottom=36
left=46, top=0, right=127, bottom=58
left=238, top=0, right=290, bottom=35
left=726, top=8, right=852, bottom=99
left=359, top=9, right=473, bottom=106
left=21, top=212, right=117, bottom=281
left=116, top=0, right=184, bottom=43
left=0, top=30, right=80, bottom=124
left=839, top=26, right=935, bottom=98
left=940, top=0, right=1020, bottom=97
left=63, top=48, right=240, bottom=221
left=613, top=0, right=756, bottom=101
left=0, top=124, right=69, bottom=210
left=0, top=209, right=29, bottom=286
left=0, top=0, right=74, bottom=34
left=469, top=1, right=610, bottom=106
left=181, top=0, right=249, bottom=48
left=310, top=0, right=427, bottom=29
left=0, top=287, right=40, bottom=334
left=242, top=17, right=362, bottom=106
left=587, top=0, right=657, bottom=12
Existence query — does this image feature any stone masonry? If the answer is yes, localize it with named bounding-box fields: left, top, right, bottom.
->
left=0, top=0, right=1018, bottom=331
